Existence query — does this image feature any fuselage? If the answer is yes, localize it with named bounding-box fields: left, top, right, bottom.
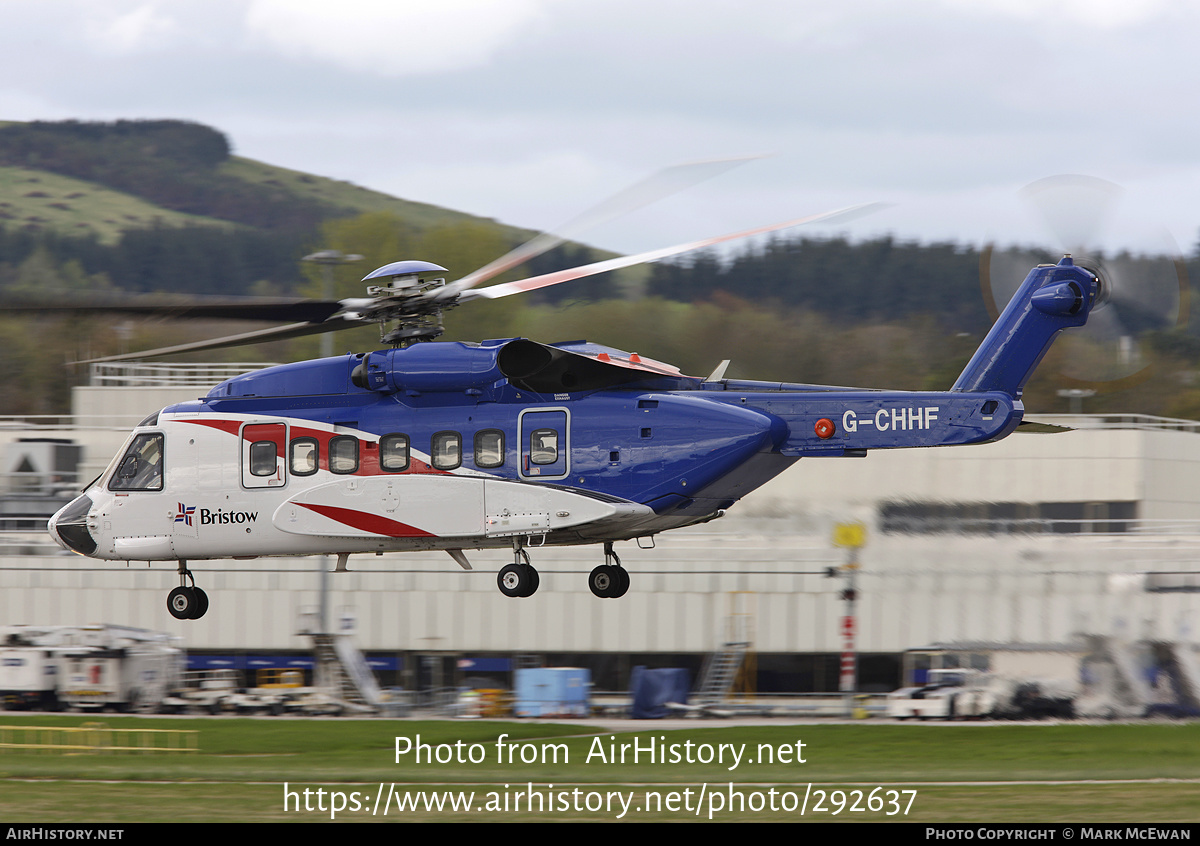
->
left=49, top=329, right=1039, bottom=567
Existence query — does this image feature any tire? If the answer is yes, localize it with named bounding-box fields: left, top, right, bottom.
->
left=520, top=567, right=540, bottom=597
left=498, top=564, right=532, bottom=597
left=589, top=565, right=617, bottom=598
left=191, top=587, right=209, bottom=619
left=611, top=567, right=630, bottom=598
left=167, top=586, right=197, bottom=620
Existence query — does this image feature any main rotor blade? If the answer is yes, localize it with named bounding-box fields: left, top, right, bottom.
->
left=438, top=155, right=764, bottom=300
left=463, top=203, right=884, bottom=302
left=79, top=319, right=357, bottom=364
left=0, top=292, right=344, bottom=324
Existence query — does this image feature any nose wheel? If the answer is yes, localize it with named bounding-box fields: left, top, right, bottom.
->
left=167, top=562, right=209, bottom=620
left=589, top=543, right=630, bottom=598
left=497, top=547, right=539, bottom=597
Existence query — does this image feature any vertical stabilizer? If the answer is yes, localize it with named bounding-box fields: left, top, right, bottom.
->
left=952, top=256, right=1101, bottom=397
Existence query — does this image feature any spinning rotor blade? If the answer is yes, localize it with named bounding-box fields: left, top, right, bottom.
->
left=1020, top=174, right=1121, bottom=252
left=78, top=319, right=355, bottom=364
left=0, top=292, right=344, bottom=324
left=981, top=175, right=1189, bottom=391
left=464, top=203, right=884, bottom=302
left=56, top=158, right=776, bottom=362
left=17, top=157, right=883, bottom=363
left=438, top=155, right=764, bottom=300
left=75, top=199, right=884, bottom=362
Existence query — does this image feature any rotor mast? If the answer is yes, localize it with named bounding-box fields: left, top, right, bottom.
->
left=358, top=260, right=453, bottom=347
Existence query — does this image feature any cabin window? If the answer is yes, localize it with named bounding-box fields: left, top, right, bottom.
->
left=380, top=434, right=410, bottom=472
left=329, top=436, right=359, bottom=474
left=108, top=433, right=164, bottom=491
left=249, top=441, right=278, bottom=476
left=431, top=431, right=461, bottom=470
left=529, top=428, right=559, bottom=465
left=290, top=438, right=318, bottom=476
left=474, top=430, right=505, bottom=469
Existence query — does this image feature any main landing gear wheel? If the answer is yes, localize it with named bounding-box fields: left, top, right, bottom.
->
left=167, top=586, right=208, bottom=620
left=589, top=543, right=630, bottom=598
left=588, top=565, right=616, bottom=598
left=498, top=564, right=540, bottom=597
left=168, top=561, right=209, bottom=620
left=497, top=548, right=539, bottom=597
left=612, top=566, right=629, bottom=598
left=192, top=586, right=209, bottom=618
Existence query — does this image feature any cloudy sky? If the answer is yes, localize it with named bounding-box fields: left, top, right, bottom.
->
left=2, top=0, right=1199, bottom=259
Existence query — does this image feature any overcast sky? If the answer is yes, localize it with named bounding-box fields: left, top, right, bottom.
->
left=2, top=0, right=1199, bottom=260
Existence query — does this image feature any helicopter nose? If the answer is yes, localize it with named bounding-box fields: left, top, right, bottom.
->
left=49, top=494, right=97, bottom=556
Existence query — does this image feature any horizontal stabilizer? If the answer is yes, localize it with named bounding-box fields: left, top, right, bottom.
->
left=1016, top=419, right=1073, bottom=434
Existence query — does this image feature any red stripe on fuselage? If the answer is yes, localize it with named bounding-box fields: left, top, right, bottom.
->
left=181, top=418, right=243, bottom=436
left=295, top=502, right=436, bottom=538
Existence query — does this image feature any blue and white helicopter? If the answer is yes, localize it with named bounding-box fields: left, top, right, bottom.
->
left=45, top=172, right=1105, bottom=620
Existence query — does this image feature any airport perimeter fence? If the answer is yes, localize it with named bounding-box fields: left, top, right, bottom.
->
left=0, top=721, right=198, bottom=754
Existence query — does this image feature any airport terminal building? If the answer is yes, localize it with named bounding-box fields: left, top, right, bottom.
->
left=3, top=363, right=1200, bottom=693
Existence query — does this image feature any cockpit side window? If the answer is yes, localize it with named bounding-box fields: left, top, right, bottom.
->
left=108, top=433, right=164, bottom=491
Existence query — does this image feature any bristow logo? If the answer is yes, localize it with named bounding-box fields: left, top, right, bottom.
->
left=199, top=507, right=258, bottom=526
left=174, top=504, right=258, bottom=527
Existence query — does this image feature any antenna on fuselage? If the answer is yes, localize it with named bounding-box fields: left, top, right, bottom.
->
left=704, top=360, right=731, bottom=382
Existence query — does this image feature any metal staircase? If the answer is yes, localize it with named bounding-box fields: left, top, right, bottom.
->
left=695, top=646, right=748, bottom=704
left=298, top=608, right=383, bottom=712
left=694, top=594, right=756, bottom=705
left=311, top=633, right=383, bottom=709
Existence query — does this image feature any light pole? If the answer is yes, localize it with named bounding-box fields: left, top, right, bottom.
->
left=831, top=522, right=865, bottom=716
left=302, top=250, right=364, bottom=358
left=301, top=250, right=363, bottom=634
left=1057, top=388, right=1096, bottom=415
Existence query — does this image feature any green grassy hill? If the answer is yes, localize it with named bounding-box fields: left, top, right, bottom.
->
left=219, top=156, right=529, bottom=239
left=0, top=165, right=235, bottom=244
left=0, top=118, right=534, bottom=246
left=0, top=119, right=606, bottom=305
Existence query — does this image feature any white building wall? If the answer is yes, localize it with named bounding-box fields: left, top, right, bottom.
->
left=70, top=384, right=217, bottom=480
left=738, top=426, right=1150, bottom=517
left=9, top=518, right=1200, bottom=655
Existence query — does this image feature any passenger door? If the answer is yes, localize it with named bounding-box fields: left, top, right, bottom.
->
left=241, top=422, right=287, bottom=489
left=518, top=408, right=569, bottom=480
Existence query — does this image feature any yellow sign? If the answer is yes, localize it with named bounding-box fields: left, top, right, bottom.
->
left=832, top=522, right=866, bottom=548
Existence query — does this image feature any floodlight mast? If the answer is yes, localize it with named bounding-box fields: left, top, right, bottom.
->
left=302, top=250, right=364, bottom=358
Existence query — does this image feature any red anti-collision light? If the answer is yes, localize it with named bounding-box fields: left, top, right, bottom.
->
left=815, top=418, right=836, bottom=439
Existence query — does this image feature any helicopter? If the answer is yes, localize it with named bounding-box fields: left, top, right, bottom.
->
left=41, top=169, right=1105, bottom=620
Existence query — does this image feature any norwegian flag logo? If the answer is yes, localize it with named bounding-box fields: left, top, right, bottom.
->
left=174, top=503, right=196, bottom=527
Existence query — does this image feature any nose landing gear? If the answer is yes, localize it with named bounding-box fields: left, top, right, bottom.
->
left=167, top=561, right=209, bottom=620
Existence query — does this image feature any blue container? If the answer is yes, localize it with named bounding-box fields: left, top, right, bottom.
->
left=514, top=668, right=590, bottom=717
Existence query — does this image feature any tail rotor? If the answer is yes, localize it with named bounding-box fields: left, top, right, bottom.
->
left=981, top=175, right=1189, bottom=391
